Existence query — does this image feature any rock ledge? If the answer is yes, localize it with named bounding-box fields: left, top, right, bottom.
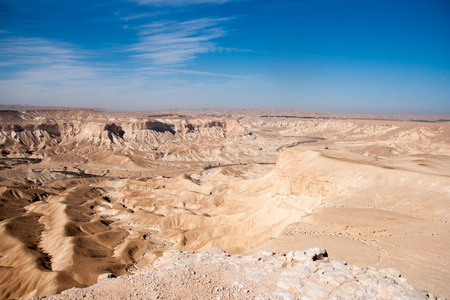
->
left=38, top=248, right=433, bottom=300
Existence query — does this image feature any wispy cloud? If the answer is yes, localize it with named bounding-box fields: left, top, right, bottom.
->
left=0, top=37, right=117, bottom=87
left=0, top=22, right=263, bottom=109
left=129, top=17, right=230, bottom=65
left=118, top=11, right=164, bottom=21
left=137, top=66, right=258, bottom=79
left=166, top=69, right=255, bottom=78
left=0, top=37, right=79, bottom=67
left=0, top=36, right=142, bottom=108
left=132, top=0, right=232, bottom=6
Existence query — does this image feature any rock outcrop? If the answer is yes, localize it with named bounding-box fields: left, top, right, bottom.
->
left=38, top=248, right=431, bottom=300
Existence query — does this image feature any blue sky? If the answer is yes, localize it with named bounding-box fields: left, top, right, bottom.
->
left=0, top=0, right=449, bottom=114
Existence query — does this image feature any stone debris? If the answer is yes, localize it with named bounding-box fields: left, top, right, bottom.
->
left=286, top=248, right=328, bottom=263
left=38, top=248, right=431, bottom=300
left=97, top=273, right=116, bottom=282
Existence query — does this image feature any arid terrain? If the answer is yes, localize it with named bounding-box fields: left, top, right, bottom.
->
left=0, top=107, right=449, bottom=299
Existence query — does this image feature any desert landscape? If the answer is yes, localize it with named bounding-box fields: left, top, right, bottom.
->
left=0, top=107, right=448, bottom=299
left=1, top=0, right=449, bottom=298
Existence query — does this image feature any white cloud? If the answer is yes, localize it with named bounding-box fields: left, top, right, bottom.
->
left=129, top=18, right=229, bottom=65
left=0, top=36, right=121, bottom=88
left=120, top=12, right=163, bottom=21
left=0, top=37, right=79, bottom=66
left=0, top=31, right=264, bottom=110
left=163, top=68, right=257, bottom=79
left=133, top=0, right=231, bottom=6
left=18, top=65, right=101, bottom=86
left=136, top=66, right=259, bottom=79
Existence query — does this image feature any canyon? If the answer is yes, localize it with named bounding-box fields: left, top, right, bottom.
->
left=0, top=108, right=449, bottom=299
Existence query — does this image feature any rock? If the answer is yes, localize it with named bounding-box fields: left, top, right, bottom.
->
left=277, top=277, right=305, bottom=289
left=287, top=250, right=310, bottom=262
left=351, top=265, right=366, bottom=276
left=39, top=248, right=432, bottom=300
left=265, top=256, right=287, bottom=269
left=162, top=249, right=181, bottom=257
left=257, top=250, right=275, bottom=256
left=331, top=260, right=348, bottom=269
left=241, top=255, right=261, bottom=263
left=200, top=248, right=230, bottom=256
left=281, top=265, right=308, bottom=277
left=318, top=270, right=354, bottom=286
left=379, top=268, right=402, bottom=278
left=244, top=267, right=265, bottom=282
left=270, top=289, right=293, bottom=300
left=286, top=248, right=328, bottom=262
left=305, top=248, right=328, bottom=261
left=97, top=273, right=116, bottom=282
left=301, top=282, right=334, bottom=299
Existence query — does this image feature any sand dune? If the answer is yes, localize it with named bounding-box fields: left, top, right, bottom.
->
left=0, top=108, right=449, bottom=299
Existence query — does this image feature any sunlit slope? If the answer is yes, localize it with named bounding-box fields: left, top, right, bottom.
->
left=254, top=147, right=450, bottom=297
left=0, top=149, right=321, bottom=298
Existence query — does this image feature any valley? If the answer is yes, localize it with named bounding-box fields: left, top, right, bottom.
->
left=0, top=108, right=449, bottom=299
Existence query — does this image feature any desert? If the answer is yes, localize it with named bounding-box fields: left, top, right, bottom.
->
left=0, top=107, right=448, bottom=299
left=2, top=0, right=449, bottom=298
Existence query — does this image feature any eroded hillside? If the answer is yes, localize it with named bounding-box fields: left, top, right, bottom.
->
left=0, top=109, right=449, bottom=299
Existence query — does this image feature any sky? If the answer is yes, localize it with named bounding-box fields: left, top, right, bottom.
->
left=0, top=0, right=449, bottom=114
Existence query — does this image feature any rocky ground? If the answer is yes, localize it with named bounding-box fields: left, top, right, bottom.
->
left=37, top=248, right=436, bottom=300
left=1, top=108, right=449, bottom=299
